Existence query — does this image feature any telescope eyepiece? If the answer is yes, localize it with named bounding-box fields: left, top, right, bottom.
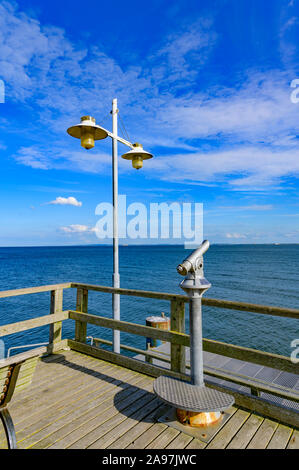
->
left=177, top=264, right=187, bottom=276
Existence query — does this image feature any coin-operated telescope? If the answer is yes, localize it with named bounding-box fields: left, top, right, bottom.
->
left=153, top=241, right=235, bottom=441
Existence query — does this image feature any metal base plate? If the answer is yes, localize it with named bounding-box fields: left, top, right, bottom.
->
left=158, top=407, right=232, bottom=444
left=154, top=376, right=234, bottom=412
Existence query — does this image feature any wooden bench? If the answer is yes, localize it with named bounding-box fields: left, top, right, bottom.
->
left=0, top=347, right=43, bottom=448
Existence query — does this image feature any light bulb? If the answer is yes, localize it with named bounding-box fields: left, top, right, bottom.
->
left=132, top=156, right=143, bottom=170
left=81, top=128, right=95, bottom=150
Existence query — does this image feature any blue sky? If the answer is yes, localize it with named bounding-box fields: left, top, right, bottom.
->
left=0, top=0, right=298, bottom=246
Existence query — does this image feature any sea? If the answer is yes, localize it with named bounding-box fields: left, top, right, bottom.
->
left=0, top=244, right=298, bottom=358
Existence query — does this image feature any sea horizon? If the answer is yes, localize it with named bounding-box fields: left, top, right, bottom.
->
left=0, top=242, right=298, bottom=248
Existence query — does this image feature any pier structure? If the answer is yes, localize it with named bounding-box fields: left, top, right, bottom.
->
left=0, top=280, right=298, bottom=449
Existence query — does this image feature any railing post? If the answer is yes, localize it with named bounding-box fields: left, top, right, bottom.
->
left=251, top=387, right=261, bottom=397
left=75, top=288, right=88, bottom=343
left=170, top=299, right=185, bottom=374
left=49, top=289, right=63, bottom=344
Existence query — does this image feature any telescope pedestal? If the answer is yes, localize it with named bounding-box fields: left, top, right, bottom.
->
left=156, top=406, right=233, bottom=444
left=153, top=242, right=235, bottom=443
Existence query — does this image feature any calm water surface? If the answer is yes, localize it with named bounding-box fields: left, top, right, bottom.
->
left=0, top=244, right=298, bottom=357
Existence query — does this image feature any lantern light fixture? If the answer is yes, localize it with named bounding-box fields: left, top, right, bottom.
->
left=121, top=143, right=153, bottom=170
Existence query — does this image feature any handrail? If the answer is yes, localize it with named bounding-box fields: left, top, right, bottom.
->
left=70, top=282, right=299, bottom=319
left=0, top=311, right=69, bottom=338
left=71, top=283, right=186, bottom=302
left=7, top=342, right=49, bottom=358
left=69, top=310, right=298, bottom=374
left=0, top=281, right=298, bottom=319
left=0, top=283, right=71, bottom=299
left=68, top=310, right=189, bottom=346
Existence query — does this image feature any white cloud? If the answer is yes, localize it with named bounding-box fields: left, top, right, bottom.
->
left=146, top=146, right=299, bottom=191
left=60, top=224, right=96, bottom=233
left=15, top=146, right=50, bottom=170
left=156, top=71, right=298, bottom=146
left=150, top=18, right=217, bottom=87
left=48, top=196, right=82, bottom=207
left=2, top=2, right=299, bottom=194
left=220, top=205, right=273, bottom=211
left=0, top=2, right=216, bottom=124
left=14, top=146, right=111, bottom=173
left=226, top=233, right=247, bottom=239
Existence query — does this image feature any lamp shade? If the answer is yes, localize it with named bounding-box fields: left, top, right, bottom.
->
left=121, top=143, right=153, bottom=170
left=67, top=116, right=108, bottom=149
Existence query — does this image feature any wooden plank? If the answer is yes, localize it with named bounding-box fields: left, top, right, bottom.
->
left=267, top=424, right=294, bottom=449
left=67, top=382, right=155, bottom=449
left=8, top=352, right=110, bottom=404
left=185, top=438, right=207, bottom=449
left=202, top=297, right=299, bottom=320
left=21, top=385, right=140, bottom=449
left=0, top=360, right=140, bottom=447
left=12, top=363, right=144, bottom=446
left=2, top=362, right=22, bottom=405
left=70, top=282, right=299, bottom=318
left=0, top=283, right=71, bottom=299
left=49, top=289, right=63, bottom=344
left=146, top=427, right=180, bottom=449
left=75, top=288, right=88, bottom=343
left=93, top=337, right=174, bottom=364
left=69, top=312, right=190, bottom=346
left=126, top=423, right=168, bottom=449
left=71, top=283, right=187, bottom=302
left=0, top=343, right=67, bottom=368
left=206, top=409, right=250, bottom=449
left=226, top=413, right=264, bottom=449
left=10, top=349, right=115, bottom=405
left=170, top=300, right=186, bottom=374
left=203, top=338, right=298, bottom=375
left=287, top=429, right=299, bottom=449
left=45, top=375, right=151, bottom=450
left=0, top=352, right=127, bottom=416
left=165, top=432, right=193, bottom=449
left=0, top=354, right=117, bottom=428
left=11, top=354, right=133, bottom=416
left=68, top=340, right=188, bottom=381
left=15, top=363, right=38, bottom=390
left=205, top=380, right=299, bottom=428
left=16, top=363, right=39, bottom=382
left=89, top=397, right=161, bottom=449
left=17, top=371, right=149, bottom=449
left=247, top=419, right=279, bottom=449
left=0, top=312, right=69, bottom=338
left=6, top=351, right=107, bottom=407
left=107, top=403, right=169, bottom=449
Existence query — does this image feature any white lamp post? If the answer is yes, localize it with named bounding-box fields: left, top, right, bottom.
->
left=67, top=98, right=153, bottom=353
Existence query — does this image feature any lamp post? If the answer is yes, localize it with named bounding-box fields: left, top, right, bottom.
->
left=67, top=98, right=153, bottom=353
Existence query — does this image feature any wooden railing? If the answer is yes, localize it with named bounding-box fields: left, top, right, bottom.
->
left=0, top=281, right=298, bottom=426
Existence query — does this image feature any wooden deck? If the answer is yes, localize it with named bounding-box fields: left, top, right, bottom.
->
left=0, top=349, right=298, bottom=450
